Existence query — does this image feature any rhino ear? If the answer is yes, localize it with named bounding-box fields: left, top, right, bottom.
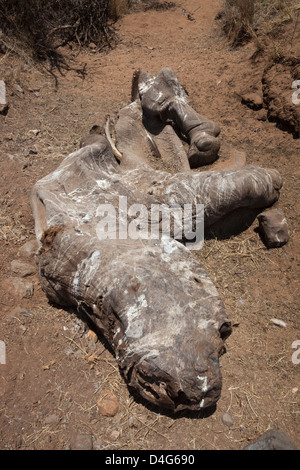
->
left=80, top=134, right=106, bottom=149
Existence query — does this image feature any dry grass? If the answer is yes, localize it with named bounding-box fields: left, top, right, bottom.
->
left=0, top=1, right=165, bottom=82
left=0, top=0, right=133, bottom=76
left=221, top=0, right=299, bottom=47
left=222, top=0, right=255, bottom=46
left=109, top=0, right=133, bottom=20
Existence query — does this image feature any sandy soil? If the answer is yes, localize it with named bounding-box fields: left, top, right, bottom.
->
left=0, top=0, right=299, bottom=450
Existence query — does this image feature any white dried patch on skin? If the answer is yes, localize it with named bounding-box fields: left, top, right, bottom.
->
left=72, top=250, right=101, bottom=294
left=124, top=294, right=148, bottom=339
left=197, top=375, right=209, bottom=393
left=161, top=238, right=179, bottom=254
left=138, top=77, right=155, bottom=95
left=96, top=179, right=111, bottom=190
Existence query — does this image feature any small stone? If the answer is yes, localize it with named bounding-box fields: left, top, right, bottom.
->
left=17, top=239, right=39, bottom=259
left=97, top=388, right=119, bottom=417
left=243, top=429, right=298, bottom=450
left=10, top=278, right=34, bottom=298
left=14, top=84, right=24, bottom=94
left=28, top=129, right=40, bottom=137
left=241, top=92, right=263, bottom=110
left=87, top=329, right=98, bottom=343
left=270, top=318, right=287, bottom=328
left=109, top=430, right=120, bottom=441
left=256, top=108, right=268, bottom=121
left=0, top=79, right=9, bottom=115
left=11, top=259, right=36, bottom=277
left=69, top=432, right=93, bottom=450
left=257, top=208, right=289, bottom=248
left=222, top=412, right=234, bottom=427
left=44, top=414, right=61, bottom=425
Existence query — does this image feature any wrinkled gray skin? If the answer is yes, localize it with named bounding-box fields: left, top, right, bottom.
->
left=31, top=68, right=283, bottom=413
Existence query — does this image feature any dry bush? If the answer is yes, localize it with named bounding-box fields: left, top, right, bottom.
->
left=0, top=0, right=131, bottom=74
left=221, top=0, right=299, bottom=47
left=254, top=0, right=300, bottom=34
left=222, top=0, right=256, bottom=46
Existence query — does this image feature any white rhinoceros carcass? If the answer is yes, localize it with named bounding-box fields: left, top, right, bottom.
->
left=30, top=68, right=283, bottom=412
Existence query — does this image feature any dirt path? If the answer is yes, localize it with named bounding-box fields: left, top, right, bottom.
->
left=0, top=0, right=299, bottom=450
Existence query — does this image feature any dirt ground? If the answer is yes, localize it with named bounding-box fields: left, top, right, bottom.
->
left=0, top=0, right=299, bottom=451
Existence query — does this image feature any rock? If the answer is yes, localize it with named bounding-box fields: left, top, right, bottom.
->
left=222, top=412, right=234, bottom=427
left=257, top=208, right=289, bottom=248
left=17, top=239, right=39, bottom=259
left=11, top=260, right=36, bottom=277
left=243, top=429, right=298, bottom=450
left=270, top=318, right=287, bottom=328
left=241, top=92, right=263, bottom=110
left=69, top=432, right=93, bottom=450
left=14, top=84, right=24, bottom=94
left=87, top=329, right=98, bottom=343
left=28, top=129, right=40, bottom=137
left=109, top=430, right=120, bottom=441
left=97, top=388, right=119, bottom=417
left=0, top=79, right=9, bottom=115
left=256, top=108, right=268, bottom=121
left=10, top=278, right=34, bottom=298
left=44, top=414, right=61, bottom=425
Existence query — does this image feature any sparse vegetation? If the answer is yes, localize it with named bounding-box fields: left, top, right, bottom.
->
left=221, top=0, right=300, bottom=47
left=222, top=0, right=255, bottom=46
left=0, top=0, right=133, bottom=74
